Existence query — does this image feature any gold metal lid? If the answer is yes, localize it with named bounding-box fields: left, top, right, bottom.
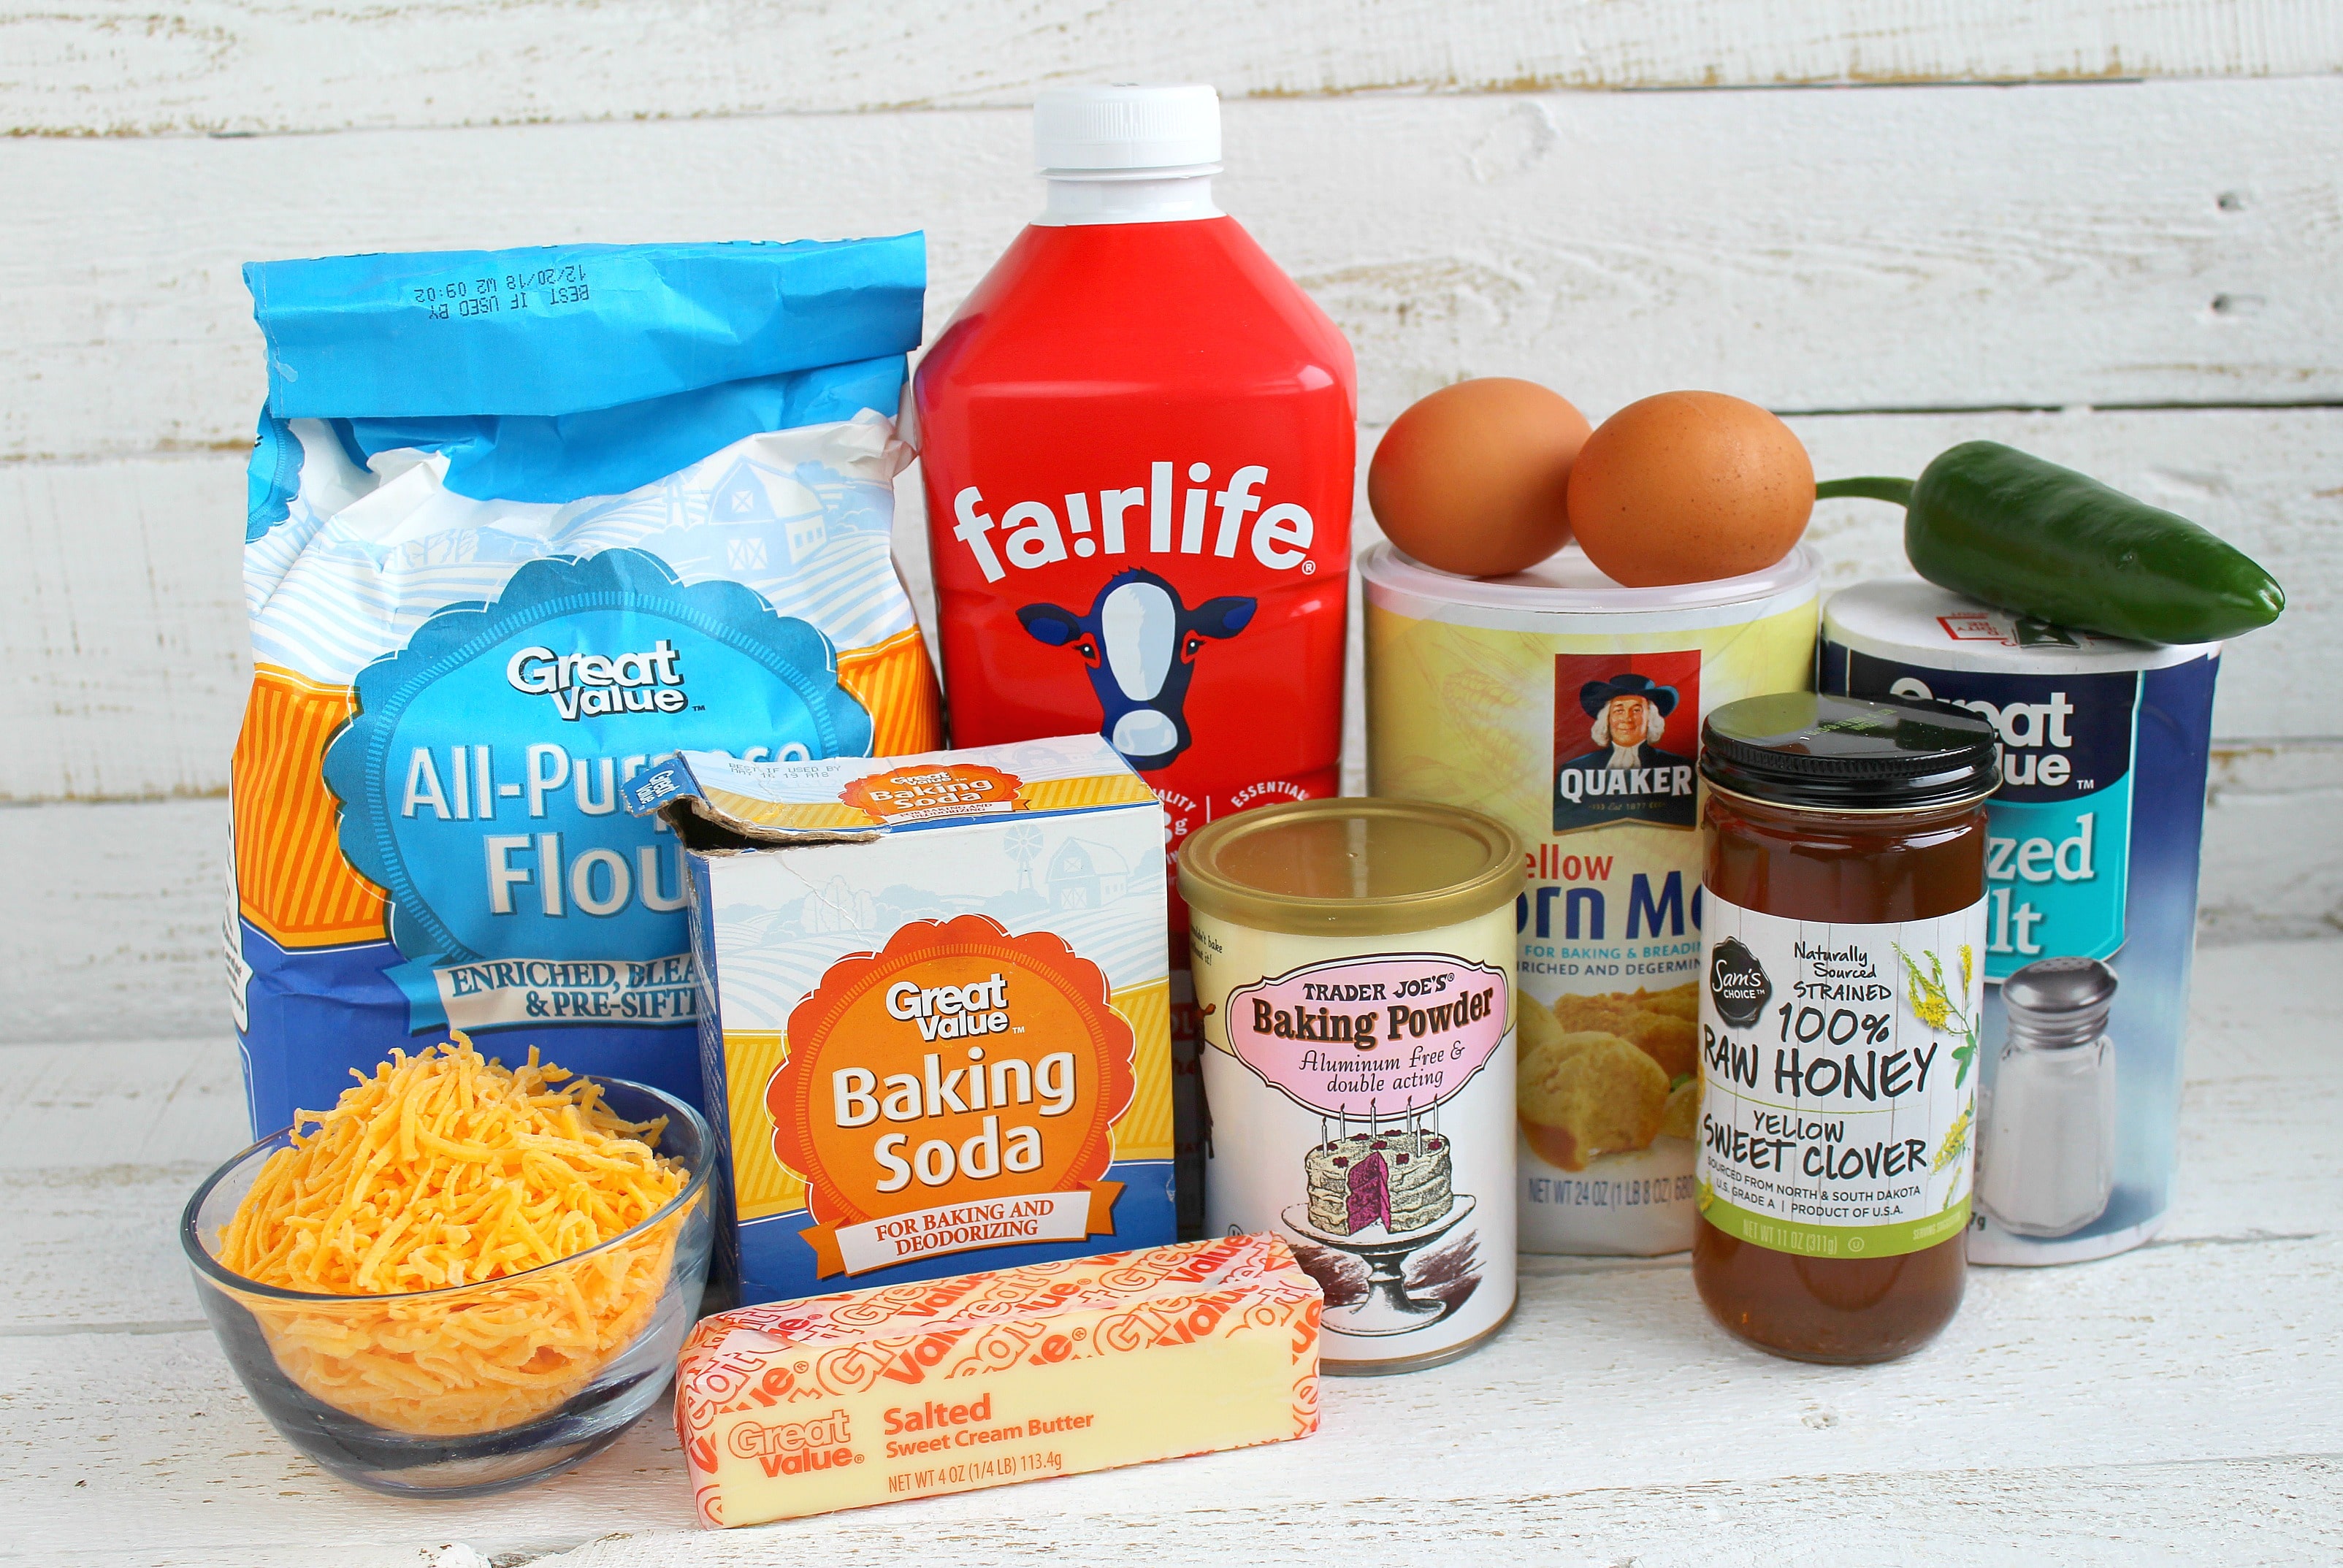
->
left=1177, top=798, right=1524, bottom=936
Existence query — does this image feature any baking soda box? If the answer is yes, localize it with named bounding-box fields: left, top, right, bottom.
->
left=624, top=735, right=1174, bottom=1304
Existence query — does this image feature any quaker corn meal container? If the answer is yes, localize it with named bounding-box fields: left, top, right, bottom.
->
left=1181, top=798, right=1521, bottom=1374
left=624, top=734, right=1176, bottom=1305
left=1822, top=581, right=2221, bottom=1264
left=1362, top=541, right=1819, bottom=1255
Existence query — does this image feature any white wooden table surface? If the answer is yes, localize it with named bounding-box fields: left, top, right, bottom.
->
left=7, top=934, right=2337, bottom=1566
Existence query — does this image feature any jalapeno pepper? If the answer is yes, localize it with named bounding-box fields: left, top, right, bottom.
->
left=1816, top=440, right=2284, bottom=645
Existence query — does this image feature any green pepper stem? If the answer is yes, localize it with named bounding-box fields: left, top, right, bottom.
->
left=1813, top=476, right=1916, bottom=508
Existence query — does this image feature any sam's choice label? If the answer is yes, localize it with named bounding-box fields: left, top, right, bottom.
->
left=1363, top=541, right=1819, bottom=1256
left=1697, top=897, right=1986, bottom=1259
left=1822, top=580, right=2222, bottom=1266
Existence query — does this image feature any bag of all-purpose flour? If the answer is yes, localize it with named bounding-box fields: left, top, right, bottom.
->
left=229, top=237, right=939, bottom=1135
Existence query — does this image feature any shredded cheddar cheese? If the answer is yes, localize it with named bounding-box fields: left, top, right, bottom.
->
left=215, top=1036, right=694, bottom=1436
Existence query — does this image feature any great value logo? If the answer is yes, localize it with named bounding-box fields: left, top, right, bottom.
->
left=1838, top=654, right=2140, bottom=975
left=727, top=1407, right=860, bottom=1477
left=1869, top=667, right=2135, bottom=802
left=766, top=914, right=1136, bottom=1277
left=839, top=762, right=1024, bottom=825
left=505, top=638, right=689, bottom=719
left=324, top=548, right=875, bottom=1030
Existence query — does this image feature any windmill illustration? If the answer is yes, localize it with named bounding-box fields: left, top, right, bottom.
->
left=1004, top=822, right=1044, bottom=894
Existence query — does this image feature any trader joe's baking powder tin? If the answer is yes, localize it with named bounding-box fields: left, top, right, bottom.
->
left=1182, top=798, right=1521, bottom=1374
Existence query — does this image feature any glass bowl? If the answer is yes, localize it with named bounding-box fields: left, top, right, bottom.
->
left=181, top=1076, right=712, bottom=1498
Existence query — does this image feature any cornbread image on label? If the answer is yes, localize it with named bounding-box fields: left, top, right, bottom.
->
left=673, top=1233, right=1321, bottom=1527
left=626, top=735, right=1174, bottom=1305
left=1362, top=542, right=1819, bottom=1255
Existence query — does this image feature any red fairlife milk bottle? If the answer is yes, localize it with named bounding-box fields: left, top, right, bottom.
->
left=915, top=85, right=1356, bottom=1234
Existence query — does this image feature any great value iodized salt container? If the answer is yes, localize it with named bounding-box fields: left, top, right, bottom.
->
left=1822, top=580, right=2221, bottom=1264
left=624, top=735, right=1175, bottom=1304
left=1362, top=542, right=1819, bottom=1255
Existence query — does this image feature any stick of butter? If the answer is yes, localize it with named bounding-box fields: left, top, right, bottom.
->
left=675, top=1233, right=1323, bottom=1526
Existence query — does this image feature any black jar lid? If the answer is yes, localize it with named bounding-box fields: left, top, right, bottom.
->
left=1701, top=692, right=2000, bottom=811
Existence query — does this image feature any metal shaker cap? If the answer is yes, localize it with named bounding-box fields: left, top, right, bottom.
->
left=2002, top=956, right=2118, bottom=1048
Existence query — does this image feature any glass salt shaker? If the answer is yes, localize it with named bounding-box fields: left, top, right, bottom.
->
left=1979, top=957, right=2118, bottom=1239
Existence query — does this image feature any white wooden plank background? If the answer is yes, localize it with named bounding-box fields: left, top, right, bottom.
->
left=9, top=76, right=2343, bottom=465
left=8, top=1, right=2340, bottom=138
left=6, top=936, right=2336, bottom=1565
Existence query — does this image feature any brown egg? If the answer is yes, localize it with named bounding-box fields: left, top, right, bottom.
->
left=1369, top=378, right=1591, bottom=577
left=1564, top=391, right=1813, bottom=587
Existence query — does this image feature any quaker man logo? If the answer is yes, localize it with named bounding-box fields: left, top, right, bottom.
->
left=1552, top=662, right=1700, bottom=834
left=767, top=914, right=1134, bottom=1277
left=1709, top=936, right=1772, bottom=1028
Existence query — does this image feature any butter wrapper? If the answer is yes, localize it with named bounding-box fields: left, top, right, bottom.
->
left=674, top=1233, right=1321, bottom=1526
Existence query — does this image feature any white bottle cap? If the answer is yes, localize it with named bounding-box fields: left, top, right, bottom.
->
left=1033, top=84, right=1221, bottom=177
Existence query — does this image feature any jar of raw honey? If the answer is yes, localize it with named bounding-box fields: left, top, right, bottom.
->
left=1692, top=692, right=1999, bottom=1363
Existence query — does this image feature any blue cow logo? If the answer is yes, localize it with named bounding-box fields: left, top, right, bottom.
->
left=1017, top=568, right=1255, bottom=771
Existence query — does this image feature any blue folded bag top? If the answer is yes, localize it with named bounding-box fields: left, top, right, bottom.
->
left=245, top=235, right=925, bottom=505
